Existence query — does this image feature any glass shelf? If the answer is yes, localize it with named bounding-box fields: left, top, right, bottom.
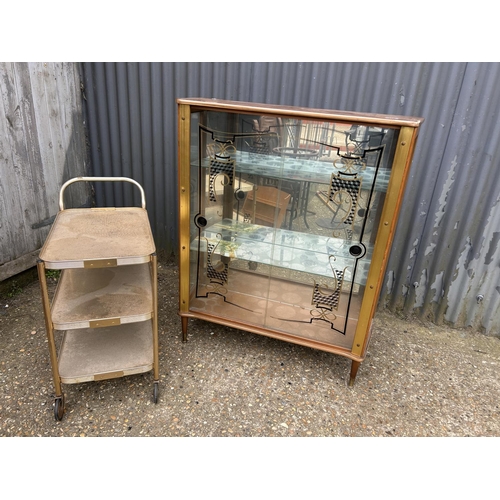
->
left=195, top=151, right=391, bottom=192
left=193, top=219, right=372, bottom=284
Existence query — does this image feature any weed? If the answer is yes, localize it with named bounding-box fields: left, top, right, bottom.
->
left=45, top=270, right=61, bottom=281
left=6, top=280, right=22, bottom=298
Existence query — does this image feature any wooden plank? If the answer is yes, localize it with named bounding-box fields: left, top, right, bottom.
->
left=0, top=63, right=88, bottom=276
left=0, top=62, right=33, bottom=261
left=0, top=249, right=40, bottom=281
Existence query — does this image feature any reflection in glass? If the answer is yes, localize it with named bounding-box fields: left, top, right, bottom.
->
left=188, top=111, right=399, bottom=346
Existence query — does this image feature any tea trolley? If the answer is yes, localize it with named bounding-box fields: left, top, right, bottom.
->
left=177, top=98, right=423, bottom=384
left=37, top=177, right=159, bottom=420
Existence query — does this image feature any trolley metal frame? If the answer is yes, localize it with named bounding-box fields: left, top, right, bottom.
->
left=37, top=177, right=159, bottom=420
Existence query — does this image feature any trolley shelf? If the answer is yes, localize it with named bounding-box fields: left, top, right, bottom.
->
left=51, top=264, right=153, bottom=330
left=39, top=207, right=156, bottom=269
left=58, top=322, right=154, bottom=384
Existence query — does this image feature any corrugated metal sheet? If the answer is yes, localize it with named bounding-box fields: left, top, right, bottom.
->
left=81, top=63, right=178, bottom=254
left=81, top=62, right=500, bottom=335
left=0, top=62, right=89, bottom=280
left=387, top=63, right=500, bottom=334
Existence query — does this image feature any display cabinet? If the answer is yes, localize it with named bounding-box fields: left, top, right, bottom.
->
left=177, top=98, right=423, bottom=384
left=37, top=177, right=159, bottom=420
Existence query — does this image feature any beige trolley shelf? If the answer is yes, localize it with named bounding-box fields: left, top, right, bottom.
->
left=37, top=177, right=159, bottom=421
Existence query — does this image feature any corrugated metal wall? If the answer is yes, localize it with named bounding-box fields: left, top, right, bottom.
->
left=388, top=63, right=500, bottom=335
left=0, top=62, right=89, bottom=280
left=81, top=62, right=500, bottom=335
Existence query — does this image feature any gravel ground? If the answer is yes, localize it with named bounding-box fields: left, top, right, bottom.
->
left=1, top=261, right=498, bottom=496
left=1, top=261, right=499, bottom=438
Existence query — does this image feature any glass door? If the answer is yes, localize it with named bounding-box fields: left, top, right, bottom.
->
left=187, top=109, right=400, bottom=350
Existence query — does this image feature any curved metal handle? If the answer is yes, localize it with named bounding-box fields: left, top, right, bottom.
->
left=59, top=176, right=146, bottom=211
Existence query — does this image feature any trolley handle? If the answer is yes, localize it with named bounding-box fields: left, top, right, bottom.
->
left=59, top=177, right=147, bottom=211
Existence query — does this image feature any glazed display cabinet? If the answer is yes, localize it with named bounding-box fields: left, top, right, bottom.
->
left=177, top=98, right=423, bottom=384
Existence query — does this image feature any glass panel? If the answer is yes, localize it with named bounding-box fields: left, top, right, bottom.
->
left=188, top=110, right=399, bottom=349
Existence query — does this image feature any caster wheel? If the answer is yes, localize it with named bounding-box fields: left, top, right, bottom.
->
left=153, top=383, right=159, bottom=404
left=54, top=395, right=65, bottom=421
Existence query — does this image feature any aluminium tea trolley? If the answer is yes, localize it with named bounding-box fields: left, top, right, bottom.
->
left=37, top=177, right=159, bottom=420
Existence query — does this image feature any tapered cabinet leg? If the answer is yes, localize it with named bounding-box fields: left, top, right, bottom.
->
left=181, top=316, right=188, bottom=342
left=349, top=360, right=361, bottom=386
